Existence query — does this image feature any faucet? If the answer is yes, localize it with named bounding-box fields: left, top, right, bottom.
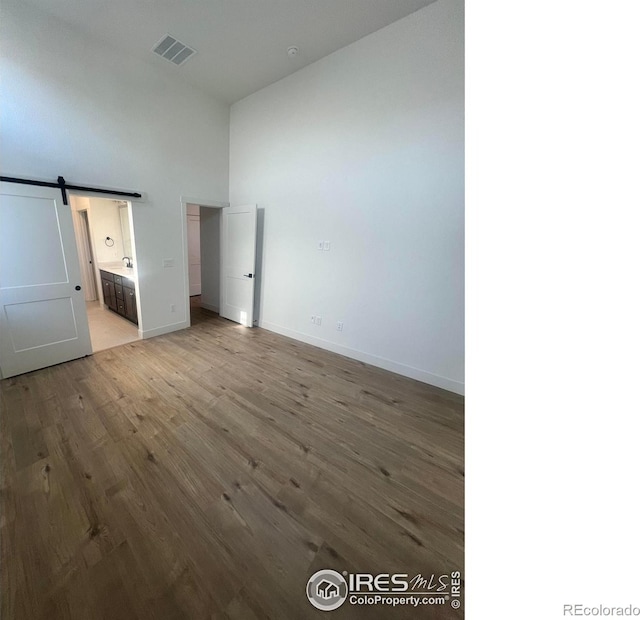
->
left=122, top=256, right=133, bottom=268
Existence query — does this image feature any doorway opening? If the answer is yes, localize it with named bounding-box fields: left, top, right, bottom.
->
left=183, top=198, right=258, bottom=330
left=70, top=195, right=141, bottom=352
left=186, top=202, right=222, bottom=327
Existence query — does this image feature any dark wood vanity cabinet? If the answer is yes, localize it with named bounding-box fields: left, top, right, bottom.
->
left=101, top=273, right=117, bottom=312
left=100, top=270, right=138, bottom=325
left=123, top=283, right=137, bottom=324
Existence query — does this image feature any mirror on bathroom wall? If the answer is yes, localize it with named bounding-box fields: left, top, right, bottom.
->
left=119, top=204, right=133, bottom=259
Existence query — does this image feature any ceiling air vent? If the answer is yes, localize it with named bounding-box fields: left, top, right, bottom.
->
left=152, top=35, right=197, bottom=66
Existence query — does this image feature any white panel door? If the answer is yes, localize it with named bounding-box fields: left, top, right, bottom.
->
left=0, top=182, right=92, bottom=378
left=220, top=204, right=257, bottom=327
left=187, top=214, right=201, bottom=296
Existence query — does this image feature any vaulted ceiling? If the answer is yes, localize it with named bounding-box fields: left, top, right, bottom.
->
left=21, top=0, right=435, bottom=103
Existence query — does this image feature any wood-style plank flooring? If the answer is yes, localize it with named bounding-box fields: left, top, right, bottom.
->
left=1, top=299, right=464, bottom=619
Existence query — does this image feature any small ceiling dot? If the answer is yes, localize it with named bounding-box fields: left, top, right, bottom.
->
left=287, top=46, right=299, bottom=58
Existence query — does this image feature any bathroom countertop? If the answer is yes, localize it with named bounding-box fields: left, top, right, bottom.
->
left=98, top=263, right=137, bottom=280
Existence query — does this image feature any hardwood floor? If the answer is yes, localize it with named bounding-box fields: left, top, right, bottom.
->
left=1, top=300, right=464, bottom=619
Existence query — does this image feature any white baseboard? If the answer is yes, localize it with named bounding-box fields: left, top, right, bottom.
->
left=200, top=302, right=219, bottom=313
left=140, top=320, right=189, bottom=339
left=259, top=320, right=464, bottom=395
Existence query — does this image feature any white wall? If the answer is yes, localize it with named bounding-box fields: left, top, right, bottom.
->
left=229, top=0, right=464, bottom=393
left=86, top=198, right=125, bottom=264
left=200, top=208, right=221, bottom=312
left=0, top=0, right=229, bottom=338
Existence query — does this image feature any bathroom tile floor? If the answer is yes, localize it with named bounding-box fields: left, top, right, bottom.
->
left=86, top=300, right=139, bottom=352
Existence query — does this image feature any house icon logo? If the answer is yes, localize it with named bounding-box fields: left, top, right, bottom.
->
left=317, top=580, right=339, bottom=599
left=306, top=569, right=348, bottom=611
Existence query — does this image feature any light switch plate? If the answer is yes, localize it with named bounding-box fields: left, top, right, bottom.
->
left=163, top=258, right=175, bottom=268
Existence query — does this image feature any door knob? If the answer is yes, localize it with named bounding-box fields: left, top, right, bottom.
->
left=75, top=285, right=82, bottom=291
left=243, top=273, right=253, bottom=278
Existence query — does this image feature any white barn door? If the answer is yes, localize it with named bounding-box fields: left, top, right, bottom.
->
left=220, top=204, right=257, bottom=327
left=0, top=182, right=92, bottom=378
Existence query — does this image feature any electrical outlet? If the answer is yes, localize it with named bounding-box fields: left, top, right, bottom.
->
left=311, top=315, right=316, bottom=324
left=337, top=321, right=343, bottom=331
left=317, top=241, right=324, bottom=250
left=163, top=258, right=175, bottom=268
left=316, top=316, right=322, bottom=326
left=323, top=241, right=331, bottom=251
